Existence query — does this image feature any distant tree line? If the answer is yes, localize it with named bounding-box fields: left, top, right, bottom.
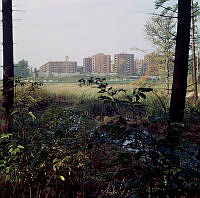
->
left=14, top=59, right=31, bottom=78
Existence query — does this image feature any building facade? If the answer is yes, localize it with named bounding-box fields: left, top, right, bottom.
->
left=92, top=53, right=111, bottom=74
left=114, top=53, right=135, bottom=75
left=134, top=58, right=145, bottom=75
left=39, top=62, right=66, bottom=73
left=40, top=60, right=78, bottom=74
left=83, top=57, right=92, bottom=73
left=66, top=61, right=77, bottom=73
left=77, top=66, right=84, bottom=73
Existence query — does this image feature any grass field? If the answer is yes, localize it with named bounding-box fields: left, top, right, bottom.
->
left=41, top=82, right=171, bottom=118
left=43, top=83, right=139, bottom=104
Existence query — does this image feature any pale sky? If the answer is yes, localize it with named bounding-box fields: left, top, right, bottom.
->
left=0, top=0, right=156, bottom=69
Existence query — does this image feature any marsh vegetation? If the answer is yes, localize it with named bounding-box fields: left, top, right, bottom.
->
left=0, top=80, right=199, bottom=197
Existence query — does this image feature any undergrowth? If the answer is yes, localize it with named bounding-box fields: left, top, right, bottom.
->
left=0, top=80, right=199, bottom=198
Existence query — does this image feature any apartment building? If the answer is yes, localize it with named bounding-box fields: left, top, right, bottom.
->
left=83, top=57, right=92, bottom=73
left=39, top=62, right=66, bottom=73
left=40, top=60, right=77, bottom=74
left=114, top=53, right=135, bottom=75
left=66, top=61, right=77, bottom=73
left=92, top=53, right=111, bottom=74
left=134, top=58, right=145, bottom=75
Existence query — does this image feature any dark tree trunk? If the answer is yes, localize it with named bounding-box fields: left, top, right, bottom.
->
left=169, top=0, right=191, bottom=122
left=1, top=0, right=14, bottom=132
left=191, top=0, right=198, bottom=102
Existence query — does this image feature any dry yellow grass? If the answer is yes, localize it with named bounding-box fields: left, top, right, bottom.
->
left=43, top=83, right=136, bottom=104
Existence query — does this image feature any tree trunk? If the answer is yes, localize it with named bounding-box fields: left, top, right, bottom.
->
left=197, top=50, right=199, bottom=83
left=169, top=0, right=191, bottom=122
left=191, top=0, right=198, bottom=102
left=1, top=0, right=14, bottom=132
left=165, top=56, right=170, bottom=95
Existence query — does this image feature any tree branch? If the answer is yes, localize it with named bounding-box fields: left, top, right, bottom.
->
left=159, top=5, right=178, bottom=13
left=150, top=13, right=178, bottom=18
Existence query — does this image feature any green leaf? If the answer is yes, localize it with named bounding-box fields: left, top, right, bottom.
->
left=9, top=148, right=21, bottom=155
left=110, top=91, right=117, bottom=96
left=17, top=145, right=24, bottom=149
left=9, top=148, right=13, bottom=153
left=27, top=96, right=37, bottom=103
left=133, top=89, right=137, bottom=95
left=138, top=92, right=146, bottom=99
left=98, top=96, right=112, bottom=101
left=98, top=90, right=106, bottom=93
left=135, top=94, right=140, bottom=102
left=118, top=89, right=126, bottom=93
left=0, top=133, right=12, bottom=139
left=53, top=158, right=59, bottom=163
left=138, top=88, right=153, bottom=92
left=125, top=95, right=133, bottom=102
left=10, top=109, right=19, bottom=116
left=29, top=112, right=36, bottom=120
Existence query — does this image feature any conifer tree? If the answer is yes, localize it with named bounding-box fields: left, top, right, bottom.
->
left=1, top=0, right=14, bottom=132
left=169, top=0, right=191, bottom=122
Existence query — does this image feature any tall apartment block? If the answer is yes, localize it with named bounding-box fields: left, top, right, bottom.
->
left=134, top=58, right=145, bottom=75
left=114, top=53, right=135, bottom=75
left=92, top=53, right=111, bottom=73
left=83, top=57, right=92, bottom=73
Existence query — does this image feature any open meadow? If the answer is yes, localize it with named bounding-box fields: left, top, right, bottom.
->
left=43, top=83, right=136, bottom=103
left=43, top=81, right=168, bottom=101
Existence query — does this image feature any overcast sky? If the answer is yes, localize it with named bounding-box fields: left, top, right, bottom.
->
left=1, top=0, right=157, bottom=69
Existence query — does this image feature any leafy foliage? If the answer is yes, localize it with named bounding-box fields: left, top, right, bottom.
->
left=145, top=11, right=176, bottom=85
left=97, top=82, right=152, bottom=117
left=155, top=0, right=169, bottom=9
left=14, top=59, right=31, bottom=78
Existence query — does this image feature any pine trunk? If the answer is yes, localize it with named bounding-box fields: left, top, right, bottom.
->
left=191, top=0, right=198, bottom=102
left=169, top=0, right=191, bottom=122
left=1, top=0, right=14, bottom=132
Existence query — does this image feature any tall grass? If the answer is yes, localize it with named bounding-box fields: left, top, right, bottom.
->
left=42, top=83, right=171, bottom=120
left=43, top=83, right=135, bottom=104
